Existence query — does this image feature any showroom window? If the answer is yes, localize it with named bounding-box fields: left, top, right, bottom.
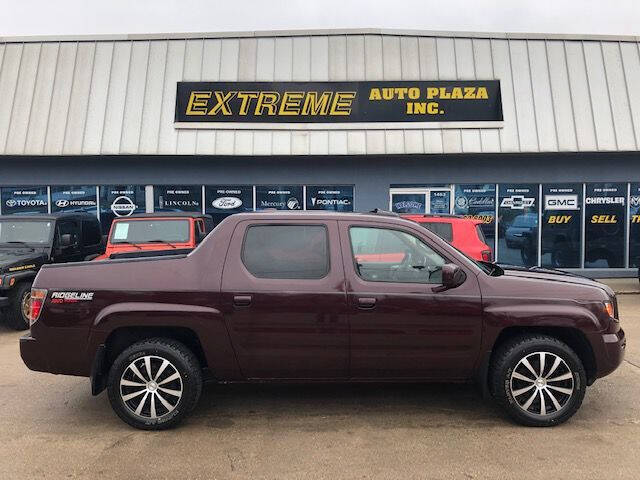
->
left=51, top=186, right=98, bottom=216
left=242, top=225, right=329, bottom=279
left=255, top=185, right=303, bottom=210
left=154, top=185, right=202, bottom=212
left=454, top=184, right=496, bottom=253
left=205, top=185, right=254, bottom=226
left=584, top=183, right=626, bottom=268
left=630, top=183, right=640, bottom=268
left=541, top=184, right=583, bottom=268
left=497, top=184, right=540, bottom=267
left=0, top=186, right=49, bottom=215
left=99, top=185, right=146, bottom=232
left=306, top=185, right=354, bottom=211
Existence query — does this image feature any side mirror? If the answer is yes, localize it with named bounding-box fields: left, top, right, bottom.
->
left=60, top=233, right=73, bottom=247
left=434, top=263, right=466, bottom=292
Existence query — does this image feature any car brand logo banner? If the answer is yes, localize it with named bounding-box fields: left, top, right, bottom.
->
left=500, top=195, right=535, bottom=209
left=544, top=194, right=579, bottom=210
left=175, top=81, right=503, bottom=129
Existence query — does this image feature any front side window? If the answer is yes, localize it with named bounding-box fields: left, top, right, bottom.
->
left=242, top=225, right=329, bottom=279
left=0, top=221, right=52, bottom=244
left=349, top=227, right=445, bottom=284
left=110, top=219, right=190, bottom=244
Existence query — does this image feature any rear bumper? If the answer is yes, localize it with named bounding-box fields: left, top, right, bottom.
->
left=20, top=334, right=48, bottom=373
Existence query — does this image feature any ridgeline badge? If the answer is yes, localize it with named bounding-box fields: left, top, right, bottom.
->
left=175, top=81, right=503, bottom=130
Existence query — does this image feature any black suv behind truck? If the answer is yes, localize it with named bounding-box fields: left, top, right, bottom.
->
left=0, top=213, right=103, bottom=330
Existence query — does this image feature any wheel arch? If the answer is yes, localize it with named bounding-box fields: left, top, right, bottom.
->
left=482, top=326, right=597, bottom=389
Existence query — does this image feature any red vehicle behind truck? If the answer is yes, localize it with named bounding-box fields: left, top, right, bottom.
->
left=21, top=211, right=625, bottom=430
left=402, top=214, right=493, bottom=262
left=92, top=213, right=213, bottom=261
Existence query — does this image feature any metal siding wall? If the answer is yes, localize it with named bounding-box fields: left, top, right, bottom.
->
left=5, top=43, right=39, bottom=154
left=62, top=42, right=95, bottom=154
left=1, top=34, right=639, bottom=156
left=0, top=43, right=23, bottom=153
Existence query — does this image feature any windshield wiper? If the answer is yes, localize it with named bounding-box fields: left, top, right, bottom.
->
left=111, top=241, right=142, bottom=250
left=147, top=239, right=177, bottom=248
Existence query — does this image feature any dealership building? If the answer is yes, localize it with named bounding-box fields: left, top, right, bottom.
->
left=0, top=28, right=639, bottom=275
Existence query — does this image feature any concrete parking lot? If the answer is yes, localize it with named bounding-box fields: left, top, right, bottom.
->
left=0, top=295, right=638, bottom=480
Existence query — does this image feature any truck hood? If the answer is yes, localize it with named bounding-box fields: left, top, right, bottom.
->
left=0, top=249, right=47, bottom=273
left=498, top=264, right=614, bottom=296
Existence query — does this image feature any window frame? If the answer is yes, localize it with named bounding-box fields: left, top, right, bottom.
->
left=240, top=223, right=331, bottom=280
left=347, top=225, right=449, bottom=285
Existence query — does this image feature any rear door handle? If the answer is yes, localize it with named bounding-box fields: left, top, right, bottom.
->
left=357, top=297, right=377, bottom=309
left=233, top=295, right=252, bottom=307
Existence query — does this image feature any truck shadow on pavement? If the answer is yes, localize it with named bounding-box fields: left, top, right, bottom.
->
left=186, top=382, right=504, bottom=431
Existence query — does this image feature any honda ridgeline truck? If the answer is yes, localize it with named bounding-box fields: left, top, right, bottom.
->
left=20, top=211, right=625, bottom=430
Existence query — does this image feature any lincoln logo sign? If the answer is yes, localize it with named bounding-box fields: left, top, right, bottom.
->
left=175, top=81, right=502, bottom=129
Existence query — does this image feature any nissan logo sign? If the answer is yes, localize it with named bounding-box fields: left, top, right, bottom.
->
left=211, top=197, right=242, bottom=210
left=110, top=196, right=137, bottom=217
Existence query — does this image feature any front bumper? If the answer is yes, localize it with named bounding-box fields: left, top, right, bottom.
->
left=592, top=327, right=626, bottom=379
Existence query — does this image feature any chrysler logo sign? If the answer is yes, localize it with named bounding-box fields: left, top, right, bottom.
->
left=211, top=197, right=242, bottom=209
left=111, top=196, right=137, bottom=217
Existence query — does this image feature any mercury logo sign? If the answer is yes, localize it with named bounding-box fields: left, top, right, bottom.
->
left=211, top=197, right=242, bottom=209
left=111, top=196, right=137, bottom=217
left=544, top=194, right=578, bottom=211
left=500, top=195, right=535, bottom=210
left=286, top=197, right=300, bottom=210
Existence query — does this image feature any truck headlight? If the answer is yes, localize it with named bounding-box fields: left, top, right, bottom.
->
left=603, top=300, right=616, bottom=321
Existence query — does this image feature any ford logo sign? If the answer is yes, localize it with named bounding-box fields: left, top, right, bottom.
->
left=211, top=197, right=242, bottom=210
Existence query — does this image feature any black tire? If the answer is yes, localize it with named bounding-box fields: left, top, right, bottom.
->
left=107, top=338, right=202, bottom=430
left=490, top=334, right=586, bottom=427
left=3, top=281, right=32, bottom=331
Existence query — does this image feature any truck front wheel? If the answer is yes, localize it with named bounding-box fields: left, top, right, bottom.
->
left=107, top=338, right=203, bottom=430
left=490, top=334, right=586, bottom=427
left=3, top=281, right=32, bottom=330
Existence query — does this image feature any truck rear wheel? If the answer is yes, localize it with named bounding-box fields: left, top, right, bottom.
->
left=107, top=338, right=202, bottom=430
left=3, top=281, right=32, bottom=331
left=490, top=334, right=586, bottom=427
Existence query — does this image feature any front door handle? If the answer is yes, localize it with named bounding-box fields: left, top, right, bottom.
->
left=233, top=295, right=252, bottom=307
left=357, top=297, right=377, bottom=309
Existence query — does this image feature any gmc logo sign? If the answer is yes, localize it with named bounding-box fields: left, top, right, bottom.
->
left=544, top=194, right=578, bottom=211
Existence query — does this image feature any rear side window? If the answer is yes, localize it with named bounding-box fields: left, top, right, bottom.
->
left=242, top=225, right=329, bottom=279
left=82, top=220, right=102, bottom=246
left=421, top=222, right=453, bottom=242
left=475, top=224, right=487, bottom=243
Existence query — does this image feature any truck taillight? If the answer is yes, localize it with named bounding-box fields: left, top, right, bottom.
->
left=29, top=288, right=47, bottom=326
left=481, top=250, right=493, bottom=262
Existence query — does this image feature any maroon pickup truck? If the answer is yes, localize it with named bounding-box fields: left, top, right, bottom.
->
left=20, top=211, right=625, bottom=430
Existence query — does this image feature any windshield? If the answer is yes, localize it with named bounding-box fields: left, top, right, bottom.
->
left=0, top=220, right=52, bottom=244
left=110, top=219, right=190, bottom=244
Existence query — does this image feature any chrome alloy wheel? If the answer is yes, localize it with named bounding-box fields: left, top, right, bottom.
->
left=120, top=355, right=183, bottom=420
left=510, top=351, right=574, bottom=416
left=21, top=291, right=31, bottom=321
